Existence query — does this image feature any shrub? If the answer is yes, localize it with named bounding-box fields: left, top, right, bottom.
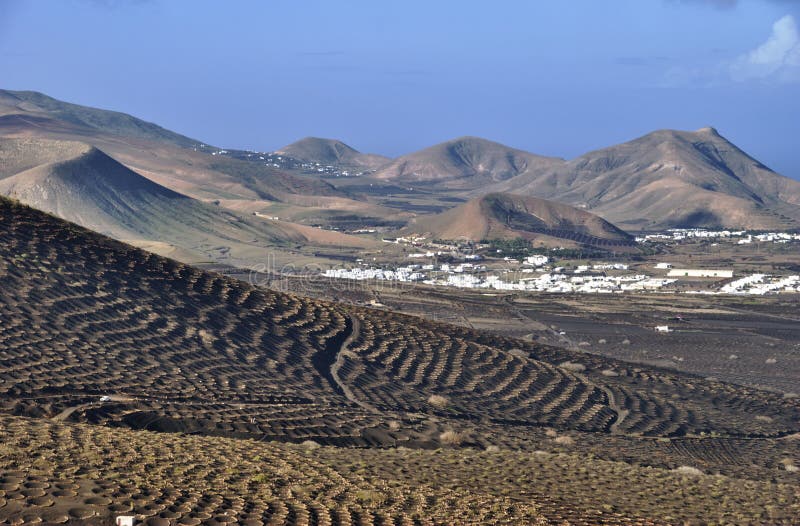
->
left=553, top=435, right=574, bottom=445
left=439, top=430, right=465, bottom=446
left=559, top=361, right=586, bottom=373
left=672, top=466, right=703, bottom=477
left=427, top=394, right=449, bottom=409
left=355, top=489, right=386, bottom=506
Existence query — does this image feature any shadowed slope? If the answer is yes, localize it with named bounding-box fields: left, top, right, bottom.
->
left=0, top=195, right=796, bottom=445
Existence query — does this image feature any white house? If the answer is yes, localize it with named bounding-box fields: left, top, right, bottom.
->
left=524, top=255, right=549, bottom=267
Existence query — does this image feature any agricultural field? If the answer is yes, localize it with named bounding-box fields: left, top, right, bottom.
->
left=263, top=273, right=800, bottom=394
left=1, top=196, right=799, bottom=524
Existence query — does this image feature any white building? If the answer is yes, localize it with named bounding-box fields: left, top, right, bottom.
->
left=667, top=269, right=733, bottom=278
left=524, top=255, right=549, bottom=267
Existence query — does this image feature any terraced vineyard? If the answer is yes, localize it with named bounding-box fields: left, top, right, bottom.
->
left=1, top=196, right=799, bottom=524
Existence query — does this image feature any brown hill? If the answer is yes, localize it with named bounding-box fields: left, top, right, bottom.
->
left=275, top=136, right=390, bottom=169
left=0, top=89, right=200, bottom=148
left=371, top=136, right=562, bottom=190
left=490, top=127, right=800, bottom=230
left=406, top=192, right=635, bottom=249
left=0, top=138, right=371, bottom=265
left=0, top=90, right=349, bottom=204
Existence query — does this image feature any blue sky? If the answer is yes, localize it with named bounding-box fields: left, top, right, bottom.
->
left=1, top=0, right=799, bottom=177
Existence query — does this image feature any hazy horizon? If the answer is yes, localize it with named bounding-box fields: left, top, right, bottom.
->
left=2, top=0, right=799, bottom=177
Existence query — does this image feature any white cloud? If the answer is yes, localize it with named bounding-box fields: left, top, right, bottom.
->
left=730, top=14, right=800, bottom=82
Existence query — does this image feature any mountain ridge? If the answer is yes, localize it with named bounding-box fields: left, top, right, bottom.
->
left=371, top=136, right=563, bottom=189
left=487, top=127, right=800, bottom=230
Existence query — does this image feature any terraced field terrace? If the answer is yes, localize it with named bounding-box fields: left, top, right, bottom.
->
left=1, top=196, right=799, bottom=524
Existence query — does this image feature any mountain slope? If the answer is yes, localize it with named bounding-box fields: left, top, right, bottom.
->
left=0, top=89, right=351, bottom=206
left=0, top=138, right=371, bottom=265
left=371, top=136, right=563, bottom=189
left=406, top=192, right=636, bottom=249
left=1, top=195, right=799, bottom=524
left=0, top=89, right=200, bottom=148
left=490, top=128, right=800, bottom=230
left=276, top=136, right=390, bottom=169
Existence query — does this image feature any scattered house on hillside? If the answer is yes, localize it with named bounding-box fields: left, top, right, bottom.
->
left=655, top=262, right=674, bottom=269
left=655, top=325, right=671, bottom=333
left=667, top=268, right=733, bottom=278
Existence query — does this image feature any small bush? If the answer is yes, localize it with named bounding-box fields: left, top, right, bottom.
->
left=355, top=489, right=386, bottom=506
left=672, top=465, right=703, bottom=477
left=439, top=430, right=465, bottom=446
left=427, top=394, right=449, bottom=409
left=559, top=361, right=586, bottom=373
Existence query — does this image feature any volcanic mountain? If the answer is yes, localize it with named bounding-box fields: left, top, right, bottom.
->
left=488, top=127, right=800, bottom=230
left=275, top=137, right=390, bottom=169
left=370, top=136, right=563, bottom=190
left=0, top=88, right=199, bottom=148
left=406, top=192, right=636, bottom=249
left=0, top=137, right=371, bottom=264
left=0, top=89, right=351, bottom=206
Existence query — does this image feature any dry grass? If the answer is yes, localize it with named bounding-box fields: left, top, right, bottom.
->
left=559, top=361, right=586, bottom=372
left=427, top=394, right=449, bottom=409
left=672, top=466, right=703, bottom=477
left=439, top=430, right=465, bottom=446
